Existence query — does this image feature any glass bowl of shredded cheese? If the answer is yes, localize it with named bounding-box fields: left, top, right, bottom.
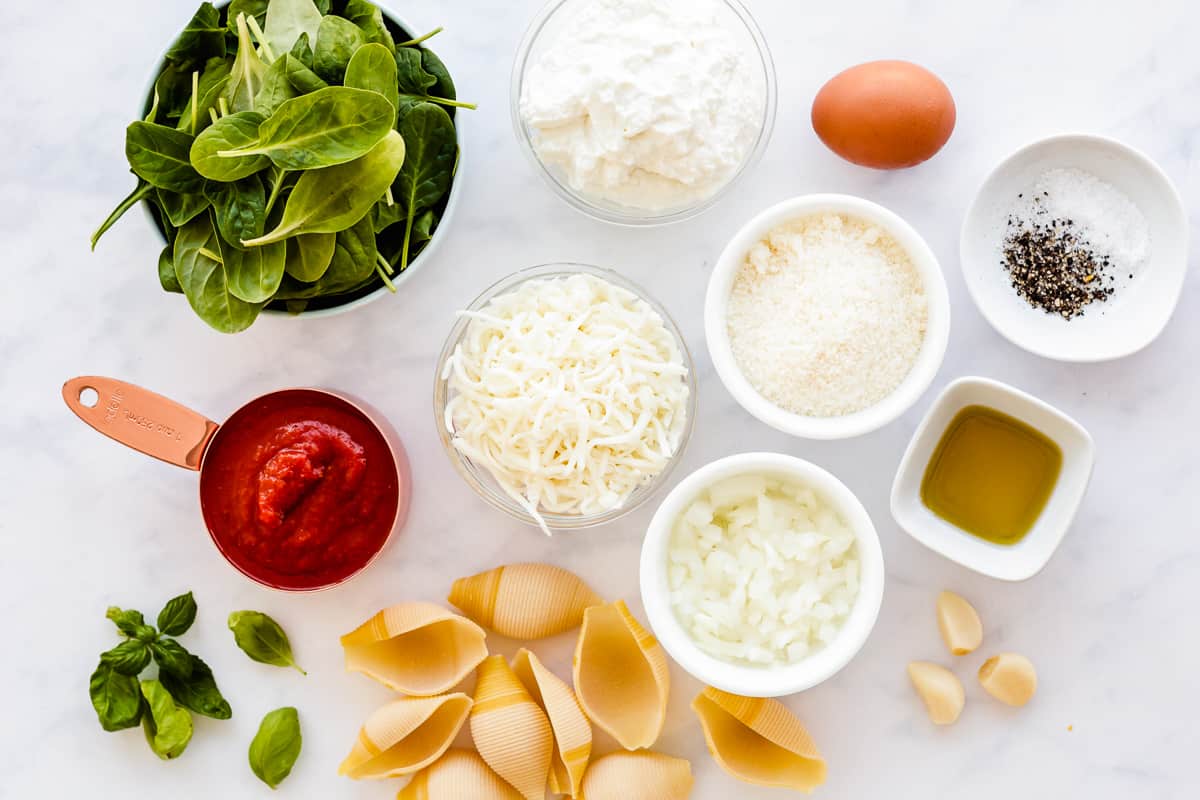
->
left=435, top=264, right=697, bottom=534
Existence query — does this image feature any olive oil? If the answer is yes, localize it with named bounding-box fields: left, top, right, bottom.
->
left=920, top=405, right=1062, bottom=545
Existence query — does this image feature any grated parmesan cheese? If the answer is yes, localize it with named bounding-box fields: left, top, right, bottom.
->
left=726, top=213, right=928, bottom=417
left=442, top=273, right=690, bottom=534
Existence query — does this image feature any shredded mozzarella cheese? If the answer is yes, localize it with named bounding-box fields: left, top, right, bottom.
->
left=442, top=273, right=690, bottom=534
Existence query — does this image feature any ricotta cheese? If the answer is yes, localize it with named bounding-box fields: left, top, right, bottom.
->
left=520, top=0, right=766, bottom=213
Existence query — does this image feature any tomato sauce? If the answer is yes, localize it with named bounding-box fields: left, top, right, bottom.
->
left=199, top=391, right=399, bottom=590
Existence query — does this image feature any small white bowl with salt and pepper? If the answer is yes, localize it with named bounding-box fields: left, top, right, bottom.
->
left=639, top=453, right=885, bottom=697
left=961, top=133, right=1188, bottom=362
left=705, top=194, right=952, bottom=440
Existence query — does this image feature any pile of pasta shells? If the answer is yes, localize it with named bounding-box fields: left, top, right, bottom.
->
left=337, top=563, right=829, bottom=797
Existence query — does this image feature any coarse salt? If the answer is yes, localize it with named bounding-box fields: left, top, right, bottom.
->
left=726, top=213, right=928, bottom=417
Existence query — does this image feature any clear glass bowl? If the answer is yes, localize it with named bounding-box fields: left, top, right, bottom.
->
left=434, top=264, right=698, bottom=531
left=510, top=0, right=778, bottom=226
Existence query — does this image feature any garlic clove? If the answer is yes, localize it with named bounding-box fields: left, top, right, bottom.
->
left=907, top=662, right=965, bottom=725
left=936, top=590, right=983, bottom=656
left=978, top=653, right=1037, bottom=707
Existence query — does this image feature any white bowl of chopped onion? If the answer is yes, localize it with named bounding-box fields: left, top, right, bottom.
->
left=435, top=264, right=697, bottom=534
left=705, top=194, right=951, bottom=439
left=640, top=453, right=885, bottom=697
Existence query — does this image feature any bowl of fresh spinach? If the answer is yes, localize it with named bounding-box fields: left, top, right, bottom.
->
left=91, top=0, right=473, bottom=332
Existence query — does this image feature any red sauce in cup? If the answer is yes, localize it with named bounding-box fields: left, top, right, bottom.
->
left=199, top=391, right=399, bottom=590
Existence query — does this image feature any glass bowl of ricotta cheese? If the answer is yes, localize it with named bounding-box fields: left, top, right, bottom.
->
left=511, top=0, right=777, bottom=226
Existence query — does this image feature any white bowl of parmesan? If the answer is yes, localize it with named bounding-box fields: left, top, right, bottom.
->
left=640, top=452, right=885, bottom=697
left=511, top=0, right=777, bottom=225
left=705, top=194, right=951, bottom=440
left=435, top=264, right=696, bottom=534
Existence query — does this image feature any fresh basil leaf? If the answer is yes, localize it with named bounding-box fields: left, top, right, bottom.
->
left=283, top=54, right=327, bottom=94
left=313, top=15, right=366, bottom=84
left=105, top=606, right=146, bottom=637
left=224, top=12, right=268, bottom=114
left=228, top=611, right=305, bottom=674
left=140, top=680, right=194, bottom=760
left=159, top=655, right=232, bottom=720
left=126, top=122, right=205, bottom=194
left=90, top=662, right=143, bottom=731
left=100, top=640, right=152, bottom=676
left=264, top=0, right=323, bottom=58
left=395, top=103, right=455, bottom=271
left=156, top=592, right=198, bottom=636
left=284, top=233, right=336, bottom=282
left=221, top=87, right=393, bottom=171
left=342, top=0, right=395, bottom=52
left=344, top=43, right=399, bottom=122
left=164, top=2, right=226, bottom=70
left=134, top=624, right=159, bottom=643
left=207, top=174, right=267, bottom=249
left=159, top=246, right=183, bottom=293
left=157, top=188, right=211, bottom=227
left=248, top=707, right=302, bottom=789
left=191, top=111, right=270, bottom=182
left=174, top=213, right=265, bottom=333
left=244, top=130, right=405, bottom=245
left=255, top=57, right=300, bottom=116
left=151, top=638, right=194, bottom=679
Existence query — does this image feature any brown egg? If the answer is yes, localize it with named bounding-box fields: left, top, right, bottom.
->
left=811, top=60, right=956, bottom=170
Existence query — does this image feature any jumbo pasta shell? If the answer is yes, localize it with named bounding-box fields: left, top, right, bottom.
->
left=470, top=655, right=554, bottom=800
left=573, top=600, right=669, bottom=750
left=449, top=563, right=602, bottom=639
left=338, top=694, right=473, bottom=780
left=579, top=751, right=693, bottom=800
left=396, top=749, right=522, bottom=800
left=512, top=648, right=592, bottom=798
left=341, top=602, right=488, bottom=695
left=691, top=687, right=827, bottom=793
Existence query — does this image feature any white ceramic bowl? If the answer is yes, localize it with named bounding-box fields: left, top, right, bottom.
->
left=705, top=194, right=951, bottom=440
left=960, top=133, right=1188, bottom=361
left=890, top=377, right=1095, bottom=581
left=640, top=453, right=885, bottom=697
left=510, top=0, right=777, bottom=226
left=139, top=5, right=465, bottom=319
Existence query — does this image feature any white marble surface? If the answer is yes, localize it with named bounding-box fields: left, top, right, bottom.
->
left=1, top=0, right=1198, bottom=797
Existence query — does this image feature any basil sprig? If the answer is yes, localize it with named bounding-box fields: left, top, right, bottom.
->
left=228, top=611, right=306, bottom=674
left=248, top=707, right=303, bottom=788
left=88, top=591, right=231, bottom=756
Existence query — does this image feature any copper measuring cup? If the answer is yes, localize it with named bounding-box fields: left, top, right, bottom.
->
left=63, top=376, right=411, bottom=591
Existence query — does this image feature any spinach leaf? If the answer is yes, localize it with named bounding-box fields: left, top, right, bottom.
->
left=220, top=87, right=393, bottom=171
left=285, top=299, right=308, bottom=314
left=228, top=611, right=305, bottom=674
left=157, top=188, right=211, bottom=226
left=164, top=2, right=225, bottom=70
left=264, top=0, right=323, bottom=56
left=156, top=592, right=198, bottom=636
left=174, top=214, right=264, bottom=333
left=159, top=246, right=183, bottom=293
left=393, top=48, right=475, bottom=117
left=244, top=130, right=406, bottom=245
left=91, top=181, right=154, bottom=250
left=312, top=15, right=365, bottom=84
left=151, top=638, right=194, bottom=679
left=224, top=12, right=268, bottom=113
left=177, top=58, right=232, bottom=135
left=90, top=662, right=143, bottom=731
left=226, top=0, right=268, bottom=33
left=151, top=64, right=193, bottom=125
left=126, top=122, right=205, bottom=194
left=275, top=215, right=375, bottom=298
left=344, top=43, right=399, bottom=121
left=140, top=680, right=194, bottom=760
left=282, top=54, right=328, bottom=95
left=249, top=707, right=302, bottom=789
left=223, top=236, right=287, bottom=303
left=370, top=196, right=405, bottom=233
left=422, top=48, right=457, bottom=107
left=207, top=174, right=267, bottom=248
left=395, top=103, right=455, bottom=271
left=159, top=655, right=232, bottom=720
left=100, top=640, right=152, bottom=676
left=289, top=32, right=315, bottom=69
left=255, top=56, right=300, bottom=116
left=284, top=233, right=336, bottom=281
left=342, top=0, right=395, bottom=51
left=190, top=111, right=270, bottom=181
left=105, top=606, right=146, bottom=637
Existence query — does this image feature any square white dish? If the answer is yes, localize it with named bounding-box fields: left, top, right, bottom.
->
left=890, top=377, right=1095, bottom=580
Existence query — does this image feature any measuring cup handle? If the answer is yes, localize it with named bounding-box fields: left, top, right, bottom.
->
left=62, top=376, right=219, bottom=471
